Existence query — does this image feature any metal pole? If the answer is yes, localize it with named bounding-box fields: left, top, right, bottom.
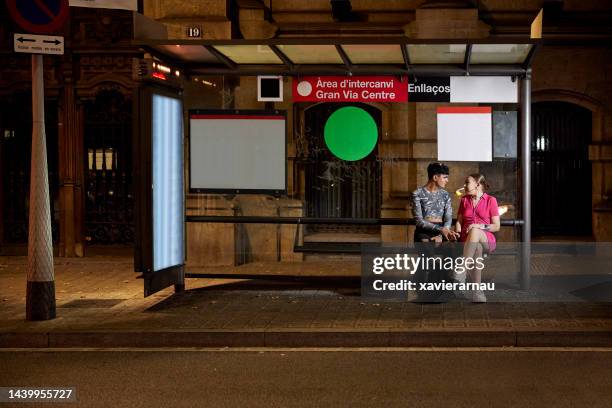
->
left=26, top=54, right=56, bottom=321
left=185, top=215, right=524, bottom=226
left=520, top=70, right=532, bottom=290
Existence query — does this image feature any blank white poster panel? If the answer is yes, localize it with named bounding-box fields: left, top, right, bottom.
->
left=437, top=107, right=492, bottom=162
left=190, top=115, right=286, bottom=190
left=450, top=76, right=518, bottom=103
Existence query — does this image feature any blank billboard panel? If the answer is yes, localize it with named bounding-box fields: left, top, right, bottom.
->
left=437, top=106, right=493, bottom=162
left=450, top=76, right=518, bottom=103
left=189, top=111, right=286, bottom=194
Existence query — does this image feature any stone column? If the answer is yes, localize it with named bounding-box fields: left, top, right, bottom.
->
left=186, top=195, right=240, bottom=267
left=279, top=199, right=304, bottom=262
left=58, top=60, right=84, bottom=257
left=381, top=103, right=413, bottom=245
left=235, top=195, right=279, bottom=262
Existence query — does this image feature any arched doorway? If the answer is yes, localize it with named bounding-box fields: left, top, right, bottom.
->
left=301, top=102, right=382, bottom=234
left=532, top=101, right=592, bottom=237
left=83, top=89, right=134, bottom=245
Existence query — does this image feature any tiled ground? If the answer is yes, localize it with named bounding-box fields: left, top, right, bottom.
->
left=1, top=255, right=611, bottom=334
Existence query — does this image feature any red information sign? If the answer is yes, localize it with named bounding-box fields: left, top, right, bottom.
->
left=293, top=76, right=408, bottom=103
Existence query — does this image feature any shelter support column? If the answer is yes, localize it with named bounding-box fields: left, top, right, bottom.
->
left=521, top=71, right=532, bottom=290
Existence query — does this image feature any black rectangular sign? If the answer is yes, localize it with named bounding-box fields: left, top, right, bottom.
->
left=408, top=77, right=450, bottom=102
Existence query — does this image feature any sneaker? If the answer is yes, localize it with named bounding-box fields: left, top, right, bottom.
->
left=453, top=271, right=466, bottom=284
left=472, top=290, right=487, bottom=303
left=453, top=289, right=468, bottom=300
left=407, top=290, right=419, bottom=302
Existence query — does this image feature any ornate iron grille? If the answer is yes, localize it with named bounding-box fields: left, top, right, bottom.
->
left=83, top=89, right=134, bottom=244
left=299, top=102, right=382, bottom=233
left=0, top=92, right=59, bottom=245
left=532, top=101, right=592, bottom=236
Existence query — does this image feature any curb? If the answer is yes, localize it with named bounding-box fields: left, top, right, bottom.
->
left=1, top=329, right=612, bottom=348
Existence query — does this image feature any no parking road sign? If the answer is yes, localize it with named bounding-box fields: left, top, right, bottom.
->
left=6, top=0, right=69, bottom=34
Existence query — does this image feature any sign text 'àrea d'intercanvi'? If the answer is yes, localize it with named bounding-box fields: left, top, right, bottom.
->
left=293, top=76, right=408, bottom=103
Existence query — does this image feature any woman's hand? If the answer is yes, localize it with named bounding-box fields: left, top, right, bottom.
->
left=455, top=215, right=462, bottom=238
left=466, top=224, right=484, bottom=233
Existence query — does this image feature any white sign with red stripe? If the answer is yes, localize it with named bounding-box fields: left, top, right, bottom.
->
left=437, top=106, right=492, bottom=162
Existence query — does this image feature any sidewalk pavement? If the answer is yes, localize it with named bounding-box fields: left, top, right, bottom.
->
left=1, top=255, right=611, bottom=348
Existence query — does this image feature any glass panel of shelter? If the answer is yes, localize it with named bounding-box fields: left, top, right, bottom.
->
left=187, top=43, right=535, bottom=68
left=406, top=44, right=466, bottom=63
left=213, top=45, right=283, bottom=64
left=276, top=45, right=345, bottom=64
left=157, top=45, right=219, bottom=63
left=341, top=44, right=404, bottom=64
left=470, top=44, right=532, bottom=64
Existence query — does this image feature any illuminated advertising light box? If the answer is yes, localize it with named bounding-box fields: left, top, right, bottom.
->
left=134, top=85, right=185, bottom=297
left=152, top=94, right=184, bottom=272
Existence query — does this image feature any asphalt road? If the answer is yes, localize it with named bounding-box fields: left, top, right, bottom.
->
left=1, top=348, right=611, bottom=408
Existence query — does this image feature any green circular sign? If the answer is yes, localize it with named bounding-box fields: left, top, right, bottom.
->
left=324, top=107, right=378, bottom=161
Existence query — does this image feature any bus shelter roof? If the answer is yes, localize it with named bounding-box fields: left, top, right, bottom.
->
left=133, top=38, right=540, bottom=77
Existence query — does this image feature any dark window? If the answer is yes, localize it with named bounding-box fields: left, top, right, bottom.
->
left=532, top=101, right=592, bottom=236
left=0, top=91, right=59, bottom=246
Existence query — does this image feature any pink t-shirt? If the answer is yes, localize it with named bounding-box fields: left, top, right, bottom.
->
left=458, top=193, right=499, bottom=252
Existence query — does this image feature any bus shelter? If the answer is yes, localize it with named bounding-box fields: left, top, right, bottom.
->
left=132, top=34, right=539, bottom=297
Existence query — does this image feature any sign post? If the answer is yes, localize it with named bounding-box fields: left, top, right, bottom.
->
left=7, top=0, right=69, bottom=321
left=26, top=53, right=56, bottom=320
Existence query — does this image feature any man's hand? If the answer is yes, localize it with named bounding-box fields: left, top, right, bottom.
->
left=440, top=227, right=459, bottom=241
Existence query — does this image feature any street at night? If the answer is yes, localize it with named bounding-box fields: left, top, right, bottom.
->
left=2, top=348, right=612, bottom=407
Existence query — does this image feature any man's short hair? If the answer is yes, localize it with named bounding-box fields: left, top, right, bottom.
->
left=427, top=162, right=449, bottom=180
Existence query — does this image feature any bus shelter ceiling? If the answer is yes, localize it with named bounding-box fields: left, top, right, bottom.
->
left=134, top=38, right=540, bottom=77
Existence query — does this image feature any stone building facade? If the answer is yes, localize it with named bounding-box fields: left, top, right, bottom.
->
left=1, top=1, right=611, bottom=266
left=0, top=5, right=140, bottom=256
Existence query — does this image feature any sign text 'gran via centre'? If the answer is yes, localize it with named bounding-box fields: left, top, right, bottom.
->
left=293, top=76, right=408, bottom=103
